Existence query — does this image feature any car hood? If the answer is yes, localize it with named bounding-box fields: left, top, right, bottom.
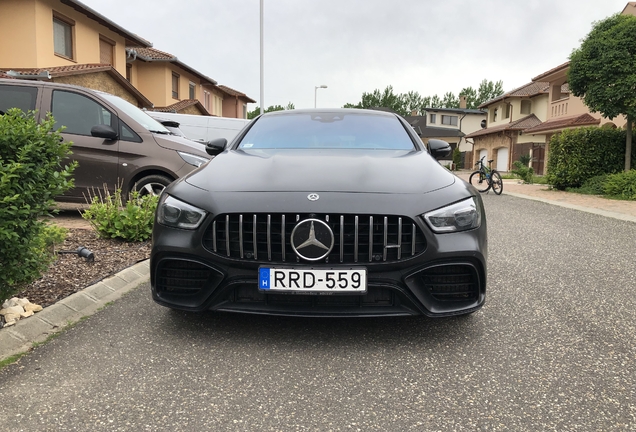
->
left=152, top=133, right=208, bottom=157
left=184, top=148, right=456, bottom=194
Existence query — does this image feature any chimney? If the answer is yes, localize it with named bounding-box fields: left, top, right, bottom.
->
left=411, top=109, right=419, bottom=116
left=459, top=95, right=467, bottom=109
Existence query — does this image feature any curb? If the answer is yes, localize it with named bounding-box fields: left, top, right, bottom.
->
left=0, top=260, right=150, bottom=362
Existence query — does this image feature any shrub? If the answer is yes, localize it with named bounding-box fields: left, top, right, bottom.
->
left=571, top=174, right=609, bottom=195
left=452, top=148, right=462, bottom=170
left=546, top=127, right=634, bottom=190
left=511, top=154, right=534, bottom=184
left=603, top=170, right=636, bottom=200
left=82, top=185, right=158, bottom=242
left=0, top=109, right=76, bottom=298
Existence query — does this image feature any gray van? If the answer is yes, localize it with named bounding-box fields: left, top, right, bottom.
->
left=0, top=78, right=210, bottom=202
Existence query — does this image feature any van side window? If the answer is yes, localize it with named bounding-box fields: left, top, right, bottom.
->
left=0, top=85, right=38, bottom=114
left=51, top=90, right=113, bottom=136
left=120, top=122, right=142, bottom=142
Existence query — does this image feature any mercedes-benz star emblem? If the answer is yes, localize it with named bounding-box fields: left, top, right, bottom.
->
left=307, top=193, right=319, bottom=201
left=290, top=219, right=334, bottom=261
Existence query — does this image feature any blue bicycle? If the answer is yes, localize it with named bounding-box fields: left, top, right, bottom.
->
left=469, top=156, right=503, bottom=195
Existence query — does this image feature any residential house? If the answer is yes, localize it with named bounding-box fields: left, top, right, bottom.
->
left=0, top=0, right=255, bottom=117
left=216, top=85, right=257, bottom=119
left=521, top=62, right=625, bottom=168
left=0, top=0, right=152, bottom=107
left=406, top=96, right=486, bottom=169
left=465, top=82, right=550, bottom=174
left=127, top=47, right=218, bottom=116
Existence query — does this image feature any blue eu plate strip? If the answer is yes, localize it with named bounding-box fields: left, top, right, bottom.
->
left=259, top=268, right=270, bottom=290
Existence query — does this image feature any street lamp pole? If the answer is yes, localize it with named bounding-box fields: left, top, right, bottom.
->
left=314, top=85, right=327, bottom=108
left=259, top=0, right=264, bottom=115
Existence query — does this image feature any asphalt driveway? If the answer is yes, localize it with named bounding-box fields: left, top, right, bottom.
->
left=0, top=194, right=634, bottom=431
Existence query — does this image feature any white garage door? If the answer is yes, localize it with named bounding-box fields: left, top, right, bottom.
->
left=497, top=147, right=509, bottom=172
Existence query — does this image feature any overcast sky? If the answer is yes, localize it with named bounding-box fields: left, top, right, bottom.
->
left=81, top=0, right=630, bottom=110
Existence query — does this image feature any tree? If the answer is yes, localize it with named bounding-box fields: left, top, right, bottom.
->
left=343, top=80, right=504, bottom=114
left=247, top=102, right=295, bottom=120
left=569, top=13, right=636, bottom=171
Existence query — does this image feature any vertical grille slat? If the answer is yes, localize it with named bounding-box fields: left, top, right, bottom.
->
left=239, top=214, right=244, bottom=259
left=203, top=213, right=426, bottom=264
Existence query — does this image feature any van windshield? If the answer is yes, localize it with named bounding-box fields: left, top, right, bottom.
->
left=99, top=92, right=170, bottom=134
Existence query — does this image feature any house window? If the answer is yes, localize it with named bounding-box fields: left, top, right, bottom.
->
left=491, top=108, right=498, bottom=122
left=126, top=64, right=132, bottom=82
left=520, top=100, right=531, bottom=114
left=99, top=36, right=115, bottom=65
left=53, top=14, right=74, bottom=59
left=504, top=104, right=511, bottom=119
left=172, top=73, right=180, bottom=99
left=429, top=113, right=436, bottom=124
left=204, top=91, right=210, bottom=110
left=189, top=82, right=196, bottom=99
left=441, top=115, right=458, bottom=126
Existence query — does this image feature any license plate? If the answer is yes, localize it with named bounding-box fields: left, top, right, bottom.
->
left=258, top=267, right=367, bottom=293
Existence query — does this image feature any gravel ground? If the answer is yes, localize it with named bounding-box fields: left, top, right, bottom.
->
left=3, top=219, right=150, bottom=317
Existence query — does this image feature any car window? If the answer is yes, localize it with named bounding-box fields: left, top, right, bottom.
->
left=52, top=90, right=113, bottom=136
left=120, top=121, right=142, bottom=142
left=238, top=113, right=415, bottom=150
left=0, top=85, right=38, bottom=114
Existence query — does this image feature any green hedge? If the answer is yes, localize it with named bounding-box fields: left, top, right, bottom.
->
left=0, top=109, right=76, bottom=298
left=546, top=127, right=635, bottom=190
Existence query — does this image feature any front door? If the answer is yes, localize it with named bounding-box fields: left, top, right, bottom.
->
left=50, top=89, right=120, bottom=201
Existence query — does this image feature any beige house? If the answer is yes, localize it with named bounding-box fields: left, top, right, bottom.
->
left=128, top=47, right=220, bottom=116
left=0, top=0, right=254, bottom=117
left=0, top=0, right=152, bottom=106
left=217, top=85, right=257, bottom=119
left=466, top=82, right=550, bottom=174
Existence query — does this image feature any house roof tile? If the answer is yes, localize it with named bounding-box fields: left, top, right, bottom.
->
left=522, top=113, right=600, bottom=134
left=0, top=64, right=152, bottom=107
left=128, top=47, right=217, bottom=85
left=531, top=61, right=570, bottom=82
left=478, top=82, right=549, bottom=108
left=465, top=114, right=542, bottom=138
left=151, top=99, right=210, bottom=115
left=216, top=85, right=257, bottom=103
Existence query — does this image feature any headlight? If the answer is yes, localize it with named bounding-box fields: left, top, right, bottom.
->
left=178, top=151, right=209, bottom=167
left=423, top=197, right=482, bottom=233
left=157, top=195, right=207, bottom=229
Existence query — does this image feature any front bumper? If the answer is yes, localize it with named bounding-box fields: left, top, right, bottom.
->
left=150, top=219, right=487, bottom=318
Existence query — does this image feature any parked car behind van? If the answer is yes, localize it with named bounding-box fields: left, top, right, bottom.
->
left=0, top=78, right=210, bottom=202
left=146, top=111, right=250, bottom=144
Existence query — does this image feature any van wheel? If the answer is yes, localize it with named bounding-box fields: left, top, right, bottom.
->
left=133, top=175, right=172, bottom=198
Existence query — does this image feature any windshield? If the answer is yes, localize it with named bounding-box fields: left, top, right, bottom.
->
left=237, top=112, right=416, bottom=150
left=99, top=92, right=170, bottom=134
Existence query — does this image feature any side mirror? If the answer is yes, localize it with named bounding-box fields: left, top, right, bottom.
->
left=428, top=139, right=452, bottom=160
left=205, top=138, right=228, bottom=156
left=91, top=124, right=118, bottom=140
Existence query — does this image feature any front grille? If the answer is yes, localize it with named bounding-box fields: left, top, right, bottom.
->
left=202, top=213, right=427, bottom=264
left=156, top=260, right=213, bottom=295
left=420, top=265, right=479, bottom=301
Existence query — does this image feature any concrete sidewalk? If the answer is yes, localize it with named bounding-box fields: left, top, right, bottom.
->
left=2, top=175, right=635, bottom=362
left=455, top=170, right=636, bottom=223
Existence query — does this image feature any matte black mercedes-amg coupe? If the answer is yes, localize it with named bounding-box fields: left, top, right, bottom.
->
left=150, top=109, right=487, bottom=317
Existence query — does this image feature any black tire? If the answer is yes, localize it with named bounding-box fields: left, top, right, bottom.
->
left=133, top=175, right=172, bottom=198
left=491, top=171, right=503, bottom=195
left=469, top=170, right=491, bottom=193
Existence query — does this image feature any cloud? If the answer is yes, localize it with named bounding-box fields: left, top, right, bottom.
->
left=83, top=0, right=630, bottom=109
